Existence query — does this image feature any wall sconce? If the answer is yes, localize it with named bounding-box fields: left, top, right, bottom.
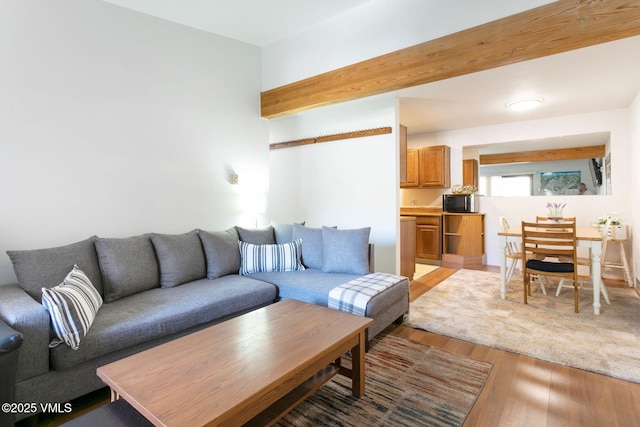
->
left=230, top=172, right=239, bottom=185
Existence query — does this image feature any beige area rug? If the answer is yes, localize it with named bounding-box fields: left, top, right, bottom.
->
left=277, top=333, right=492, bottom=427
left=405, top=269, right=640, bottom=383
left=415, top=263, right=439, bottom=278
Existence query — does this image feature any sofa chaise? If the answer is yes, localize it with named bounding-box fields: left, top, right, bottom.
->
left=0, top=222, right=409, bottom=421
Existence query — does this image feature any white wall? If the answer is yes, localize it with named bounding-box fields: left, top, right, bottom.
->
left=268, top=95, right=399, bottom=273
left=0, top=0, right=267, bottom=284
left=629, top=90, right=640, bottom=285
left=408, top=109, right=633, bottom=266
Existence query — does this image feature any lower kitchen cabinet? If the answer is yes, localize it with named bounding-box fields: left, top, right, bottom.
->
left=441, top=213, right=486, bottom=269
left=416, top=215, right=442, bottom=261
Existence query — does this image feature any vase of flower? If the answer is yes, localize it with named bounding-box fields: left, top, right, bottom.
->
left=612, top=225, right=627, bottom=240
left=546, top=202, right=566, bottom=222
left=593, top=212, right=622, bottom=237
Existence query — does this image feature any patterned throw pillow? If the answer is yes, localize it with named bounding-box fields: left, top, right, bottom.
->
left=238, top=239, right=305, bottom=275
left=41, top=265, right=103, bottom=350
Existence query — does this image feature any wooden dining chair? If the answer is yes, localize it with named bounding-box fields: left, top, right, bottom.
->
left=536, top=216, right=584, bottom=301
left=499, top=216, right=522, bottom=283
left=521, top=221, right=580, bottom=312
left=557, top=227, right=611, bottom=305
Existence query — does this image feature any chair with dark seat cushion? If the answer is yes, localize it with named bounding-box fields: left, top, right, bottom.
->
left=521, top=221, right=580, bottom=312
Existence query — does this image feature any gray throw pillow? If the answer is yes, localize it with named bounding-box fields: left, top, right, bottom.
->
left=292, top=224, right=326, bottom=270
left=321, top=226, right=371, bottom=275
left=271, top=221, right=305, bottom=244
left=7, top=236, right=103, bottom=301
left=150, top=231, right=206, bottom=288
left=95, top=234, right=160, bottom=303
left=235, top=225, right=275, bottom=244
left=199, top=228, right=241, bottom=279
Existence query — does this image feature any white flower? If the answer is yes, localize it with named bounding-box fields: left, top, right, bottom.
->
left=592, top=212, right=621, bottom=227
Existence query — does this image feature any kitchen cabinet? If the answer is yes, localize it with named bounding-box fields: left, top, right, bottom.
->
left=416, top=215, right=442, bottom=261
left=463, top=159, right=478, bottom=188
left=421, top=145, right=450, bottom=188
left=400, top=145, right=450, bottom=188
left=400, top=148, right=419, bottom=188
left=400, top=216, right=416, bottom=280
left=399, top=125, right=408, bottom=184
left=399, top=207, right=443, bottom=261
left=442, top=213, right=485, bottom=269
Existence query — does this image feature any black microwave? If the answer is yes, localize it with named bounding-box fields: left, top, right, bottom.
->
left=443, top=194, right=478, bottom=213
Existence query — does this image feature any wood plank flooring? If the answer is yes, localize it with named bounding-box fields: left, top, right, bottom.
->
left=390, top=266, right=640, bottom=427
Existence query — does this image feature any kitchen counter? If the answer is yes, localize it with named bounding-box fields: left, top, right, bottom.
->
left=400, top=206, right=443, bottom=216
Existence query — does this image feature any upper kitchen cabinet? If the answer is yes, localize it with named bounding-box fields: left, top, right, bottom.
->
left=401, top=145, right=450, bottom=188
left=400, top=145, right=450, bottom=188
left=462, top=159, right=479, bottom=188
left=421, top=145, right=450, bottom=187
left=401, top=148, right=420, bottom=188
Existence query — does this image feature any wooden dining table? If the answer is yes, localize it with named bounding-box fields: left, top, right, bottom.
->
left=498, top=225, right=604, bottom=314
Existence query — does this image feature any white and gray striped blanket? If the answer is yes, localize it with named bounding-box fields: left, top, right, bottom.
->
left=328, top=272, right=405, bottom=316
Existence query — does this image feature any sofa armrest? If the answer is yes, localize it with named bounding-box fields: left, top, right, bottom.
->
left=0, top=318, right=22, bottom=353
left=0, top=317, right=22, bottom=426
left=0, top=283, right=51, bottom=381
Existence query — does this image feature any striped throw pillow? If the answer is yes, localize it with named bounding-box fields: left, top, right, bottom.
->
left=239, top=239, right=305, bottom=275
left=41, top=265, right=103, bottom=350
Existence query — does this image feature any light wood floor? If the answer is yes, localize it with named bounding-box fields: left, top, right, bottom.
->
left=389, top=266, right=640, bottom=427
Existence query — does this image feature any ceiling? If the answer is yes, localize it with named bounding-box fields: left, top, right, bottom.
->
left=100, top=0, right=372, bottom=47
left=100, top=1, right=640, bottom=148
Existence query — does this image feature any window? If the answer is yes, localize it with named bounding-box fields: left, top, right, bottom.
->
left=480, top=174, right=533, bottom=196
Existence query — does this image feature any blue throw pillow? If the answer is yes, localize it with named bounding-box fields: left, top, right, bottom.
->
left=292, top=224, right=325, bottom=269
left=199, top=228, right=241, bottom=279
left=235, top=226, right=275, bottom=244
left=271, top=221, right=305, bottom=244
left=321, top=226, right=371, bottom=275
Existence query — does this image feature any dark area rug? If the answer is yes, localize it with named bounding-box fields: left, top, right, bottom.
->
left=277, top=333, right=492, bottom=427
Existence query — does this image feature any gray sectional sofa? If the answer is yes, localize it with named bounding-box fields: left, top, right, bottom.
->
left=0, top=222, right=409, bottom=421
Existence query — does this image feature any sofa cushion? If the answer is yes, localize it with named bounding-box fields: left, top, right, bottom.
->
left=41, top=265, right=103, bottom=350
left=247, top=270, right=362, bottom=306
left=292, top=224, right=325, bottom=270
left=95, top=235, right=159, bottom=303
left=271, top=221, right=305, bottom=244
left=150, top=231, right=206, bottom=288
left=238, top=239, right=305, bottom=275
left=199, top=228, right=241, bottom=279
left=49, top=275, right=277, bottom=370
left=235, top=226, right=275, bottom=244
left=321, top=226, right=371, bottom=275
left=7, top=236, right=103, bottom=301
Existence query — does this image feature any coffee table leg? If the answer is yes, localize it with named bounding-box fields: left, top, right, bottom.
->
left=351, top=331, right=366, bottom=397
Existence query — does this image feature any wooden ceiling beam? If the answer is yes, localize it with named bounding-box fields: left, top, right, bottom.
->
left=479, top=145, right=606, bottom=165
left=261, top=0, right=640, bottom=119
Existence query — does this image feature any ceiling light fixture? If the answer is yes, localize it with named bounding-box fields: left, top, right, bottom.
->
left=506, top=98, right=543, bottom=111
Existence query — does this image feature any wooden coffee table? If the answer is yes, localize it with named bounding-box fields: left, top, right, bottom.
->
left=97, top=299, right=373, bottom=426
